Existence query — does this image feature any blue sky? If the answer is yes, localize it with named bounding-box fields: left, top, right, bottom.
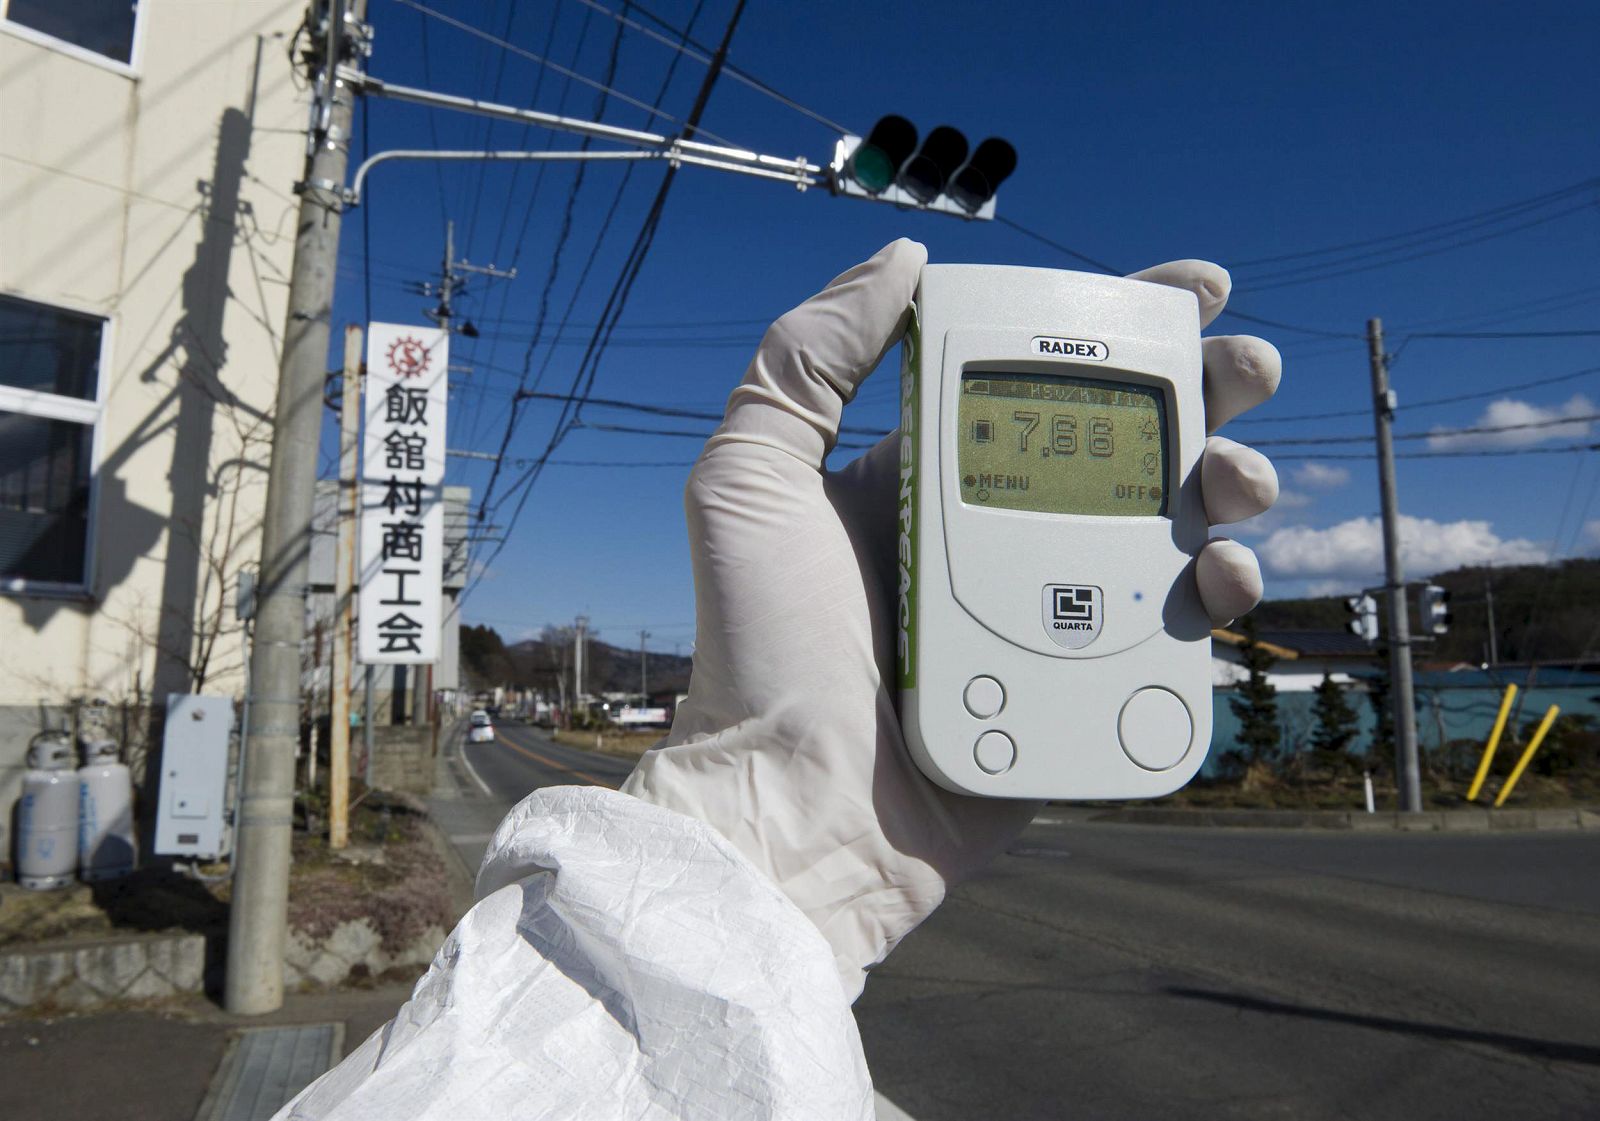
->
left=328, top=0, right=1600, bottom=652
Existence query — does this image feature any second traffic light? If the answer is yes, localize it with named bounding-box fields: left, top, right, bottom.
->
left=1346, top=594, right=1379, bottom=643
left=832, top=115, right=1017, bottom=220
left=1418, top=583, right=1452, bottom=635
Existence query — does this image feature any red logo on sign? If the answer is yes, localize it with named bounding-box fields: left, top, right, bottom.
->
left=385, top=336, right=431, bottom=379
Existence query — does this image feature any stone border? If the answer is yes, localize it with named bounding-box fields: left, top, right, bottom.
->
left=0, top=932, right=206, bottom=1015
left=1087, top=805, right=1600, bottom=831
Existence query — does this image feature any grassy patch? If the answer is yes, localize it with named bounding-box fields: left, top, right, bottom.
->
left=1, top=791, right=454, bottom=963
left=552, top=728, right=663, bottom=760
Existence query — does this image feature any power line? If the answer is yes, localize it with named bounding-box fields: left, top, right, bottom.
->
left=569, top=0, right=851, bottom=134
left=1229, top=177, right=1598, bottom=270
left=995, top=215, right=1362, bottom=340
left=467, top=0, right=748, bottom=599
left=576, top=419, right=876, bottom=449
left=454, top=3, right=593, bottom=453
left=1270, top=442, right=1599, bottom=461
left=1228, top=362, right=1600, bottom=426
left=1247, top=411, right=1600, bottom=448
left=476, top=0, right=707, bottom=512
left=513, top=387, right=887, bottom=435
left=1406, top=330, right=1600, bottom=339
left=1240, top=199, right=1597, bottom=292
left=389, top=0, right=743, bottom=150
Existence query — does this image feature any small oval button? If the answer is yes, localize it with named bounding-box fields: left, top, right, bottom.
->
left=974, top=730, right=1016, bottom=775
left=963, top=676, right=1005, bottom=719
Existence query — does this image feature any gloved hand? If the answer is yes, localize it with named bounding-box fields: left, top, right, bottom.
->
left=621, top=239, right=1281, bottom=1001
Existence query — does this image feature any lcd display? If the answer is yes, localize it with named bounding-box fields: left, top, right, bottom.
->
left=957, top=371, right=1168, bottom=516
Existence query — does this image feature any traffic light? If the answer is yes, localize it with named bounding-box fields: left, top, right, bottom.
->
left=1345, top=594, right=1378, bottom=643
left=831, top=116, right=1017, bottom=219
left=1418, top=583, right=1452, bottom=635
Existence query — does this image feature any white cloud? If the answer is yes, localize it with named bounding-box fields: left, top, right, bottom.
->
left=1274, top=488, right=1314, bottom=509
left=1426, top=394, right=1595, bottom=451
left=1292, top=462, right=1350, bottom=489
left=1584, top=520, right=1600, bottom=552
left=1257, top=514, right=1547, bottom=581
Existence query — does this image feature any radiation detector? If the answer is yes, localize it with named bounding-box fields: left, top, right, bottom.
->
left=895, top=264, right=1213, bottom=800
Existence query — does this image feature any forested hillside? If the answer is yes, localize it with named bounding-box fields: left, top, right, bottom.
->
left=1250, top=559, right=1600, bottom=664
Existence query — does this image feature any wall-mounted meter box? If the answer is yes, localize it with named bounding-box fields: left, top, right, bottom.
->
left=896, top=264, right=1213, bottom=801
left=154, top=693, right=236, bottom=859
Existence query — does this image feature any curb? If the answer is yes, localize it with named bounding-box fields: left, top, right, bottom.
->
left=1084, top=805, right=1600, bottom=832
left=0, top=930, right=206, bottom=1017
left=423, top=721, right=480, bottom=921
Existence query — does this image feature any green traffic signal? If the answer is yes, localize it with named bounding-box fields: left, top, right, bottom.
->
left=848, top=115, right=918, bottom=194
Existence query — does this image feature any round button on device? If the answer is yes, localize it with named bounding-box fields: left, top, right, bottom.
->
left=1117, top=688, right=1194, bottom=772
left=974, top=730, right=1016, bottom=775
left=963, top=676, right=1005, bottom=719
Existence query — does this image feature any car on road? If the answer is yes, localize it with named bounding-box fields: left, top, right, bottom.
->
left=468, top=709, right=495, bottom=743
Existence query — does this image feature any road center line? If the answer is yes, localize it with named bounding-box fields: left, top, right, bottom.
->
left=495, top=733, right=620, bottom=790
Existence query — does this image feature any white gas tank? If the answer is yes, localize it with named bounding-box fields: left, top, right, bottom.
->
left=17, top=733, right=80, bottom=890
left=78, top=737, right=136, bottom=881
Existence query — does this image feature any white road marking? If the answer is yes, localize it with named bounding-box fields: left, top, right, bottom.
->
left=1034, top=816, right=1065, bottom=825
left=449, top=832, right=496, bottom=845
left=875, top=1091, right=920, bottom=1120
left=456, top=736, right=494, bottom=797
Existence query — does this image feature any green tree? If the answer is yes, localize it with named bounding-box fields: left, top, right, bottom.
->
left=1366, top=648, right=1394, bottom=769
left=1228, top=616, right=1281, bottom=769
left=1310, top=673, right=1360, bottom=767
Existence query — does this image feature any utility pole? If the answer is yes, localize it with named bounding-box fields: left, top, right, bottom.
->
left=329, top=326, right=361, bottom=850
left=1484, top=571, right=1499, bottom=667
left=1368, top=318, right=1423, bottom=813
left=639, top=630, right=650, bottom=700
left=227, top=0, right=368, bottom=1015
left=574, top=615, right=589, bottom=710
left=411, top=219, right=512, bottom=732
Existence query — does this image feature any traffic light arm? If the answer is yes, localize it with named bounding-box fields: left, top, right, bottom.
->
left=342, top=72, right=1002, bottom=220
left=343, top=70, right=825, bottom=207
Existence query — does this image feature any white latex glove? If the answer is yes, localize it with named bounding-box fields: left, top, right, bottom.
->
left=621, top=239, right=1282, bottom=1001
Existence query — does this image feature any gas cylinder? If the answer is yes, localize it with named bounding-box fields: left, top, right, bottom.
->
left=17, top=733, right=80, bottom=890
left=78, top=737, right=136, bottom=881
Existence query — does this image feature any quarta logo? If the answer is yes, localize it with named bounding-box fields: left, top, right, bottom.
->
left=1042, top=583, right=1103, bottom=650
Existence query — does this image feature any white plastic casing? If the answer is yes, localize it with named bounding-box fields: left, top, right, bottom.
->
left=897, top=265, right=1212, bottom=800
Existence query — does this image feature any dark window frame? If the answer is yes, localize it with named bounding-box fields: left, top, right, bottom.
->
left=1, top=0, right=143, bottom=75
left=0, top=293, right=108, bottom=598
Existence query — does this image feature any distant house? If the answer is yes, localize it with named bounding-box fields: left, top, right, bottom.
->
left=1212, top=628, right=1380, bottom=692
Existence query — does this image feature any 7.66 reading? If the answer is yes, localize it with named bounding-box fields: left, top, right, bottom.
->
left=957, top=372, right=1168, bottom=517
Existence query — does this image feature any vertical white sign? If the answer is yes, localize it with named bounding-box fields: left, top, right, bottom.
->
left=359, top=323, right=448, bottom=664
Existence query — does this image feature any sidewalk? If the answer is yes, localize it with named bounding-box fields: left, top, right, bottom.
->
left=0, top=727, right=481, bottom=1121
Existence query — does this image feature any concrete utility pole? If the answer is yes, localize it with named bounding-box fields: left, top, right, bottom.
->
left=328, top=325, right=362, bottom=850
left=1368, top=318, right=1423, bottom=813
left=574, top=615, right=589, bottom=707
left=639, top=630, right=650, bottom=699
left=227, top=0, right=368, bottom=1015
left=1484, top=571, right=1499, bottom=667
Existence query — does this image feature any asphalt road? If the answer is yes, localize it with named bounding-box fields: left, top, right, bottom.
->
left=436, top=726, right=1600, bottom=1121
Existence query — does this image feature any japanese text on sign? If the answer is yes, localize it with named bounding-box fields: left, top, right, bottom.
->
left=358, top=323, right=448, bottom=664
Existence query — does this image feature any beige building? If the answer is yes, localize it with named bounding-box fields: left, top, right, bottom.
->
left=0, top=1, right=306, bottom=841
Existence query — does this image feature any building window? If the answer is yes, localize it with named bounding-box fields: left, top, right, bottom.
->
left=0, top=295, right=105, bottom=593
left=2, top=0, right=139, bottom=68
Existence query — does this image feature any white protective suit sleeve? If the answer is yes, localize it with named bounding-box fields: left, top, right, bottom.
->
left=275, top=786, right=875, bottom=1121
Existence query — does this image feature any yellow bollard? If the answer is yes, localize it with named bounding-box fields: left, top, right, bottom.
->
left=1493, top=705, right=1560, bottom=808
left=1466, top=684, right=1518, bottom=802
